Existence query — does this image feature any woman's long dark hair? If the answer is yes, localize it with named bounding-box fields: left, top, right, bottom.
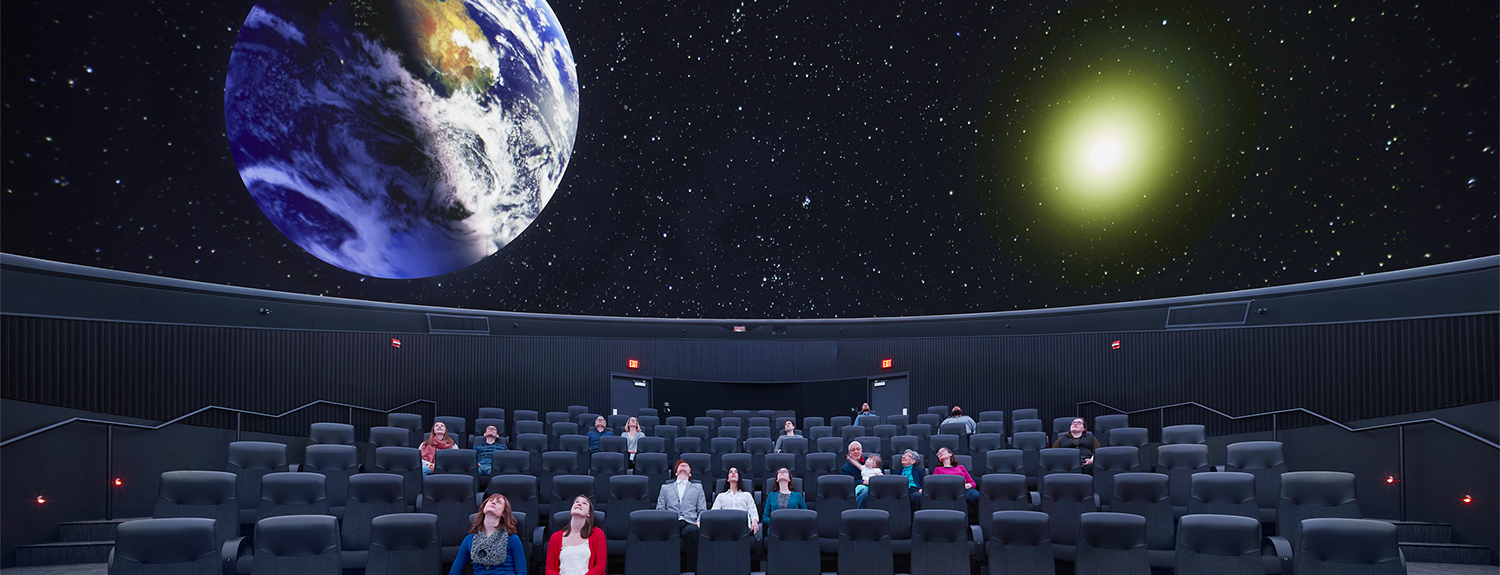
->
left=562, top=495, right=595, bottom=538
left=469, top=494, right=518, bottom=535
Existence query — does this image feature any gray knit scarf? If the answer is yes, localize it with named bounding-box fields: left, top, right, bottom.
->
left=470, top=528, right=510, bottom=566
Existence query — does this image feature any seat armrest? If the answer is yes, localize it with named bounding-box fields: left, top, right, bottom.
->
left=1264, top=535, right=1293, bottom=575
left=222, top=536, right=250, bottom=575
left=970, top=526, right=984, bottom=561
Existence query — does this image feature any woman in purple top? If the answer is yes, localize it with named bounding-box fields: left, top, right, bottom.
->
left=933, top=447, right=980, bottom=504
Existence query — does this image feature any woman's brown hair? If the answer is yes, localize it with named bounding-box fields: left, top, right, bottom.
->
left=469, top=493, right=518, bottom=535
left=422, top=422, right=453, bottom=449
left=562, top=495, right=595, bottom=538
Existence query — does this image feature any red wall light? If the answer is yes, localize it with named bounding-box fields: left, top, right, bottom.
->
left=881, top=359, right=893, bottom=369
left=1111, top=340, right=1122, bottom=350
left=35, top=495, right=46, bottom=504
left=1462, top=495, right=1473, bottom=504
left=627, top=359, right=640, bottom=370
left=391, top=338, right=401, bottom=348
left=1385, top=476, right=1396, bottom=484
left=114, top=478, right=124, bottom=487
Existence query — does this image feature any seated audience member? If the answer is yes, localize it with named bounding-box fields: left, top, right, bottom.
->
left=854, top=454, right=884, bottom=509
left=773, top=418, right=803, bottom=453
left=622, top=417, right=645, bottom=466
left=841, top=442, right=868, bottom=480
left=546, top=495, right=607, bottom=575
left=421, top=421, right=457, bottom=476
left=586, top=416, right=614, bottom=453
left=895, top=449, right=926, bottom=504
left=941, top=406, right=977, bottom=434
left=711, top=467, right=760, bottom=534
left=450, top=493, right=527, bottom=575
left=933, top=447, right=979, bottom=504
left=1053, top=417, right=1101, bottom=471
left=656, top=459, right=708, bottom=568
left=474, top=425, right=508, bottom=475
left=858, top=403, right=875, bottom=417
left=761, top=467, right=807, bottom=527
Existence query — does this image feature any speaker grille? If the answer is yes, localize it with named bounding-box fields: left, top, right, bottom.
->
left=427, top=314, right=490, bottom=334
left=1165, top=301, right=1251, bottom=328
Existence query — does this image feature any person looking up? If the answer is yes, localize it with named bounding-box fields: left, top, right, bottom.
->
left=586, top=416, right=614, bottom=453
left=854, top=454, right=884, bottom=508
left=449, top=494, right=526, bottom=575
left=421, top=421, right=456, bottom=476
left=622, top=417, right=645, bottom=466
left=760, top=467, right=806, bottom=528
left=1053, top=417, right=1101, bottom=471
left=774, top=418, right=802, bottom=453
left=655, top=459, right=707, bottom=568
left=474, top=425, right=507, bottom=476
left=545, top=495, right=606, bottom=575
left=895, top=449, right=925, bottom=505
left=941, top=406, right=977, bottom=434
left=710, top=467, right=760, bottom=534
left=933, top=447, right=979, bottom=505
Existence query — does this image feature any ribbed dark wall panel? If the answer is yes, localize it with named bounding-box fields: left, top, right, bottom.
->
left=3, top=314, right=1495, bottom=439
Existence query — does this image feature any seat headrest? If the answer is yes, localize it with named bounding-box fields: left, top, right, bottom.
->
left=489, top=474, right=538, bottom=498
left=1299, top=518, right=1401, bottom=564
left=1280, top=472, right=1358, bottom=506
left=552, top=474, right=595, bottom=499
left=869, top=474, right=909, bottom=497
left=1226, top=441, right=1285, bottom=469
left=591, top=452, right=626, bottom=471
left=370, top=513, right=438, bottom=551
left=699, top=510, right=749, bottom=541
left=768, top=509, right=818, bottom=541
left=610, top=474, right=649, bottom=498
left=374, top=447, right=421, bottom=471
left=1039, top=448, right=1080, bottom=469
left=348, top=473, right=404, bottom=503
left=1093, top=446, right=1140, bottom=470
left=542, top=451, right=577, bottom=470
left=923, top=474, right=964, bottom=495
left=1156, top=444, right=1209, bottom=469
left=1079, top=512, right=1146, bottom=550
left=255, top=515, right=339, bottom=556
left=1112, top=473, right=1169, bottom=503
left=158, top=471, right=236, bottom=506
left=550, top=510, right=606, bottom=533
left=1109, top=428, right=1148, bottom=446
left=260, top=472, right=326, bottom=504
left=981, top=473, right=1028, bottom=499
left=1178, top=514, right=1261, bottom=555
left=1042, top=473, right=1093, bottom=499
left=309, top=423, right=355, bottom=445
left=841, top=509, right=890, bottom=541
left=304, top=444, right=357, bottom=469
left=227, top=441, right=287, bottom=469
left=1192, top=472, right=1256, bottom=503
left=114, top=518, right=217, bottom=564
left=912, top=510, right=967, bottom=543
left=422, top=474, right=475, bottom=501
left=1162, top=424, right=1206, bottom=445
left=1010, top=432, right=1048, bottom=449
left=629, top=510, right=681, bottom=542
left=818, top=474, right=856, bottom=498
left=992, top=511, right=1050, bottom=545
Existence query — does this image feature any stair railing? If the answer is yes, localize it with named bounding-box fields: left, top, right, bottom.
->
left=0, top=399, right=437, bottom=520
left=1076, top=399, right=1499, bottom=521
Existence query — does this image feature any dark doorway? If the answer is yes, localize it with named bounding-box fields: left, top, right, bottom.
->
left=609, top=374, right=652, bottom=417
left=652, top=377, right=868, bottom=421
left=869, top=374, right=909, bottom=420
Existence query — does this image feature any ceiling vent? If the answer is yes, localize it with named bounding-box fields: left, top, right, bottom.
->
left=1165, top=301, right=1251, bottom=328
left=427, top=314, right=490, bottom=334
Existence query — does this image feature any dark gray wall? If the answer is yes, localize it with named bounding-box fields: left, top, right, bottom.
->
left=1, top=254, right=1497, bottom=565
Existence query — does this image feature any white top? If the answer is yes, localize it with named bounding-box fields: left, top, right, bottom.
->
left=558, top=542, right=590, bottom=575
left=675, top=480, right=689, bottom=502
left=861, top=467, right=883, bottom=483
left=711, top=490, right=759, bottom=528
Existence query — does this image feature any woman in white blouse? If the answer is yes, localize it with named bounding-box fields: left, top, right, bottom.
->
left=710, top=467, right=760, bottom=534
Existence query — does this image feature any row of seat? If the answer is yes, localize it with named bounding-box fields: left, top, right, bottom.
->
left=112, top=509, right=1405, bottom=575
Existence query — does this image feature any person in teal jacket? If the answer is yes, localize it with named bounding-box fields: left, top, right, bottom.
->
left=761, top=467, right=807, bottom=526
left=450, top=493, right=527, bottom=575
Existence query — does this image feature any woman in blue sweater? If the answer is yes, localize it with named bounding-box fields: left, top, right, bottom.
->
left=450, top=493, right=527, bottom=575
left=760, top=467, right=807, bottom=527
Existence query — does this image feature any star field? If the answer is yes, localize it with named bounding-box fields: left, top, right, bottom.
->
left=2, top=0, right=1495, bottom=318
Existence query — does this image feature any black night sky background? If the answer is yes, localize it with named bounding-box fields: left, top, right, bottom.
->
left=3, top=0, right=1496, bottom=318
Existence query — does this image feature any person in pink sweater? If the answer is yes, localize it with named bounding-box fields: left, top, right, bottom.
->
left=933, top=447, right=980, bottom=505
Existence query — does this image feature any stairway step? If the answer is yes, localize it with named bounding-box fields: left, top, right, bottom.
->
left=14, top=541, right=114, bottom=566
left=57, top=518, right=146, bottom=542
left=1401, top=542, right=1495, bottom=566
left=1379, top=520, right=1456, bottom=544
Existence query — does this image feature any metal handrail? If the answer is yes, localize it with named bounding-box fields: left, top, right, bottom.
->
left=1, top=398, right=437, bottom=446
left=1075, top=400, right=1498, bottom=449
left=0, top=398, right=436, bottom=520
left=1076, top=399, right=1498, bottom=521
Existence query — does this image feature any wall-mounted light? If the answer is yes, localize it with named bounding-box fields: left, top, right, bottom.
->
left=1385, top=476, right=1396, bottom=484
left=114, top=478, right=124, bottom=487
left=35, top=495, right=46, bottom=504
left=1462, top=495, right=1473, bottom=504
left=391, top=338, right=401, bottom=348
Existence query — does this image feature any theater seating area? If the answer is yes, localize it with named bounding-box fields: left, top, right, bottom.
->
left=52, top=405, right=1480, bottom=574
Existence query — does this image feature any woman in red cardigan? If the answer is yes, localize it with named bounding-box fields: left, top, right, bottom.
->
left=546, top=495, right=607, bottom=575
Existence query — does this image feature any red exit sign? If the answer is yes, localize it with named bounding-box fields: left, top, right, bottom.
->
left=881, top=358, right=893, bottom=369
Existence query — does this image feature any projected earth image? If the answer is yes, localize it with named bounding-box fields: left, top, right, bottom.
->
left=225, top=0, right=578, bottom=278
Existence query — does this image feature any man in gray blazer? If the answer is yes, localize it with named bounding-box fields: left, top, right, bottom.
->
left=656, top=458, right=707, bottom=568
